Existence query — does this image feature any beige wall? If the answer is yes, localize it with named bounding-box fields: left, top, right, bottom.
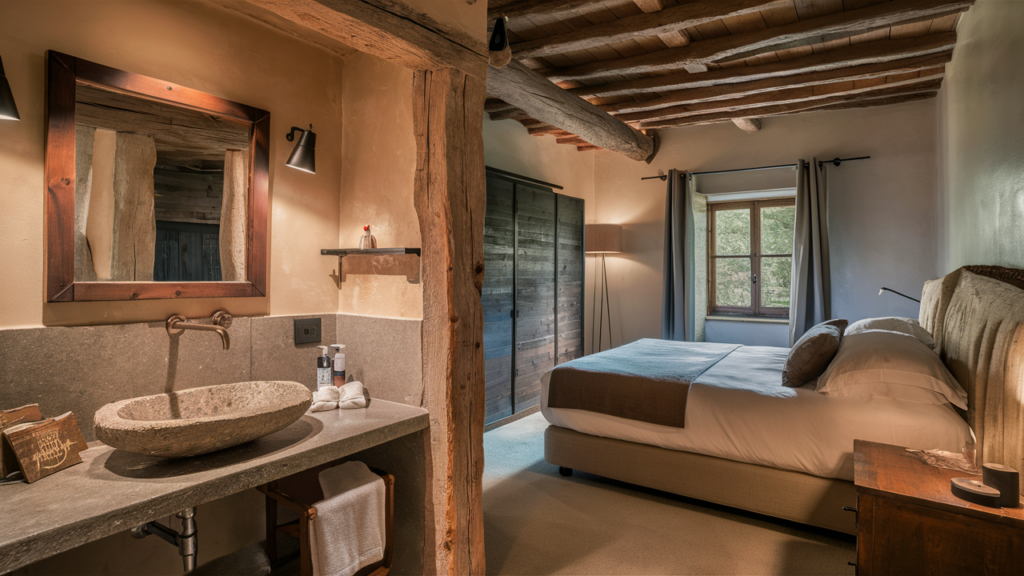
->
left=0, top=0, right=344, bottom=328
left=338, top=52, right=423, bottom=319
left=591, top=101, right=939, bottom=348
left=937, top=0, right=1024, bottom=272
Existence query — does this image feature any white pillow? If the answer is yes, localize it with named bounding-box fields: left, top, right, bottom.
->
left=816, top=331, right=967, bottom=409
left=846, top=316, right=936, bottom=350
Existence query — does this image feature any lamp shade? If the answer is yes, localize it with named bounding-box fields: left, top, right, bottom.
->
left=286, top=125, right=316, bottom=174
left=0, top=55, right=20, bottom=121
left=585, top=224, right=622, bottom=253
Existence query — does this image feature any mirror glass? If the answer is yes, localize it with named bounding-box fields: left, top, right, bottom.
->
left=73, top=82, right=251, bottom=282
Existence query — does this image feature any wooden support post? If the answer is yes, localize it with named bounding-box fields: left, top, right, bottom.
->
left=220, top=149, right=248, bottom=282
left=413, top=68, right=486, bottom=576
left=109, top=132, right=156, bottom=282
left=74, top=125, right=97, bottom=281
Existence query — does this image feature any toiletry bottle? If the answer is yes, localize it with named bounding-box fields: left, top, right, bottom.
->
left=316, top=346, right=333, bottom=390
left=359, top=225, right=377, bottom=249
left=331, top=344, right=346, bottom=387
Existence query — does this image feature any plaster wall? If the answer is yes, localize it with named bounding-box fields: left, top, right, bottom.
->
left=0, top=0, right=344, bottom=328
left=936, top=0, right=1024, bottom=272
left=338, top=52, right=423, bottom=319
left=591, top=101, right=939, bottom=348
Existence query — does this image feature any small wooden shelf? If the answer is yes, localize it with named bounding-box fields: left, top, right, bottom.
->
left=321, top=248, right=421, bottom=283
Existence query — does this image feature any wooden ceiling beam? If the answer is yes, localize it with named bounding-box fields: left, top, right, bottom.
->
left=488, top=0, right=595, bottom=20
left=569, top=32, right=957, bottom=99
left=547, top=0, right=972, bottom=82
left=633, top=0, right=691, bottom=47
left=638, top=81, right=942, bottom=129
left=603, top=51, right=952, bottom=115
left=488, top=60, right=655, bottom=161
left=617, top=70, right=944, bottom=123
left=511, top=0, right=787, bottom=60
left=225, top=0, right=488, bottom=81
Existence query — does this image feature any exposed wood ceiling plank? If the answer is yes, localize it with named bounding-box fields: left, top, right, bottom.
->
left=546, top=0, right=972, bottom=82
left=511, top=1, right=787, bottom=60
left=568, top=32, right=956, bottom=99
left=633, top=0, right=692, bottom=47
left=227, top=0, right=488, bottom=80
left=488, top=60, right=655, bottom=161
left=616, top=69, right=944, bottom=123
left=732, top=117, right=762, bottom=132
left=489, top=0, right=596, bottom=21
left=638, top=80, right=942, bottom=128
left=603, top=50, right=951, bottom=114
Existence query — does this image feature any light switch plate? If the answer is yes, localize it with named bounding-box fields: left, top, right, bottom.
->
left=294, top=318, right=322, bottom=344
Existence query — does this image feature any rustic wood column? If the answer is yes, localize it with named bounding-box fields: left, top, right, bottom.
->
left=109, top=132, right=156, bottom=281
left=412, top=68, right=486, bottom=576
left=220, top=149, right=248, bottom=281
left=74, top=125, right=97, bottom=281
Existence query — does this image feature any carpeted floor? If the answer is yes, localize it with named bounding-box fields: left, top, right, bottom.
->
left=483, top=413, right=856, bottom=576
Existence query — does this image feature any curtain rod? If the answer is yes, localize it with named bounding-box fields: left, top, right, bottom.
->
left=640, top=156, right=870, bottom=181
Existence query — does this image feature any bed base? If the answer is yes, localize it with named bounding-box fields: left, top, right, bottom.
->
left=545, top=425, right=857, bottom=535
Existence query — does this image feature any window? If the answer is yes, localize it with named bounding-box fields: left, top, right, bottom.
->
left=708, top=199, right=795, bottom=317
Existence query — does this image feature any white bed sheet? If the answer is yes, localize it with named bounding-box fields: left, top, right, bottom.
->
left=541, top=346, right=973, bottom=481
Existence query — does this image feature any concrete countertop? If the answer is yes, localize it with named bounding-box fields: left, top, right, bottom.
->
left=0, top=400, right=429, bottom=574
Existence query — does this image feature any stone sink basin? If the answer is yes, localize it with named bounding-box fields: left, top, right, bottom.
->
left=94, top=381, right=313, bottom=458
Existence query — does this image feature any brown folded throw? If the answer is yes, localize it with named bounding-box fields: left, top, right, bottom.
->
left=547, top=339, right=739, bottom=428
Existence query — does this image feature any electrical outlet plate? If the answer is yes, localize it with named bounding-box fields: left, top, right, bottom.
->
left=294, top=318, right=322, bottom=345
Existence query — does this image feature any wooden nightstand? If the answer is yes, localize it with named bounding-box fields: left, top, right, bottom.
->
left=853, top=440, right=1024, bottom=575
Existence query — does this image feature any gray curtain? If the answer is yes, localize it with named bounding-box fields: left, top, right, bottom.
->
left=662, top=170, right=696, bottom=341
left=789, top=159, right=831, bottom=345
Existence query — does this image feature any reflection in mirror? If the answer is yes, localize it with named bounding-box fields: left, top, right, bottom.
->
left=73, top=83, right=250, bottom=282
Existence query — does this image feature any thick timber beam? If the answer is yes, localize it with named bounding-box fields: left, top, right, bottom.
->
left=217, top=0, right=488, bottom=80
left=488, top=60, right=655, bottom=161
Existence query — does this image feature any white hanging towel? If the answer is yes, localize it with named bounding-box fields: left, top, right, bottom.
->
left=309, top=461, right=386, bottom=576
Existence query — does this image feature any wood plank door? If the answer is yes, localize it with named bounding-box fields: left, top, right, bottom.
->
left=482, top=176, right=515, bottom=425
left=514, top=184, right=556, bottom=412
left=556, top=195, right=585, bottom=364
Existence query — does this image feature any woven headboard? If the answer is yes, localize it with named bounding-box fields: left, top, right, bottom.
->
left=920, top=267, right=1024, bottom=491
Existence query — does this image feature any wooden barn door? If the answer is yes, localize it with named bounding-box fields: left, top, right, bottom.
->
left=482, top=171, right=583, bottom=426
left=514, top=183, right=557, bottom=413
left=482, top=175, right=515, bottom=424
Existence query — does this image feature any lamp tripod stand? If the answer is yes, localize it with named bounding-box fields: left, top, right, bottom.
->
left=592, top=253, right=613, bottom=353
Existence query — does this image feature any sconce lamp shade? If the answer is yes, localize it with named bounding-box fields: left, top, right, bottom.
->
left=0, top=55, right=20, bottom=121
left=286, top=124, right=316, bottom=174
left=585, top=224, right=622, bottom=253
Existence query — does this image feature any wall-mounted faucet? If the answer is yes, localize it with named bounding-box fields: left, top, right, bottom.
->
left=166, top=310, right=232, bottom=350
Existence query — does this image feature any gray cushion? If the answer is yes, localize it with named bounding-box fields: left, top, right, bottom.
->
left=782, top=321, right=847, bottom=387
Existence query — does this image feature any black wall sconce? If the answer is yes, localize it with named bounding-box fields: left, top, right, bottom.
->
left=286, top=124, right=316, bottom=174
left=0, top=55, right=21, bottom=121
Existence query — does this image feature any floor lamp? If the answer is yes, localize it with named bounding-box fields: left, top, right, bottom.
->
left=585, top=224, right=622, bottom=354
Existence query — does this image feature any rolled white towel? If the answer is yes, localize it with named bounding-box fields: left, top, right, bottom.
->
left=310, top=386, right=342, bottom=412
left=339, top=381, right=367, bottom=409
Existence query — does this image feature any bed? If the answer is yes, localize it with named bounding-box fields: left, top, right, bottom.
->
left=542, top=268, right=1024, bottom=535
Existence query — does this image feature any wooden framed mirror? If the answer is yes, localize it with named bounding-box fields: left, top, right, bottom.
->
left=44, top=51, right=269, bottom=302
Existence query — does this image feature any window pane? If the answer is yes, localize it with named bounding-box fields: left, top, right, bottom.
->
left=714, top=209, right=750, bottom=256
left=761, top=206, right=795, bottom=255
left=716, top=258, right=751, bottom=308
left=762, top=256, right=792, bottom=308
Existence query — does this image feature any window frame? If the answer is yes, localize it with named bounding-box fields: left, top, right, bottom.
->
left=707, top=198, right=795, bottom=318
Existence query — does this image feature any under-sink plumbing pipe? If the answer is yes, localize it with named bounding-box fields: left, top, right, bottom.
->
left=131, top=508, right=198, bottom=571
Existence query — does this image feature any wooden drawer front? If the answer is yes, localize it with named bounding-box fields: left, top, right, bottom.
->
left=858, top=493, right=1024, bottom=575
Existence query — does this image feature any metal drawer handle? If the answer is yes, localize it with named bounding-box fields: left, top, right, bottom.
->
left=842, top=506, right=858, bottom=513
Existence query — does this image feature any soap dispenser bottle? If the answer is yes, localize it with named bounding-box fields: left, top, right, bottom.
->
left=331, top=344, right=346, bottom=387
left=316, top=346, right=333, bottom=390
